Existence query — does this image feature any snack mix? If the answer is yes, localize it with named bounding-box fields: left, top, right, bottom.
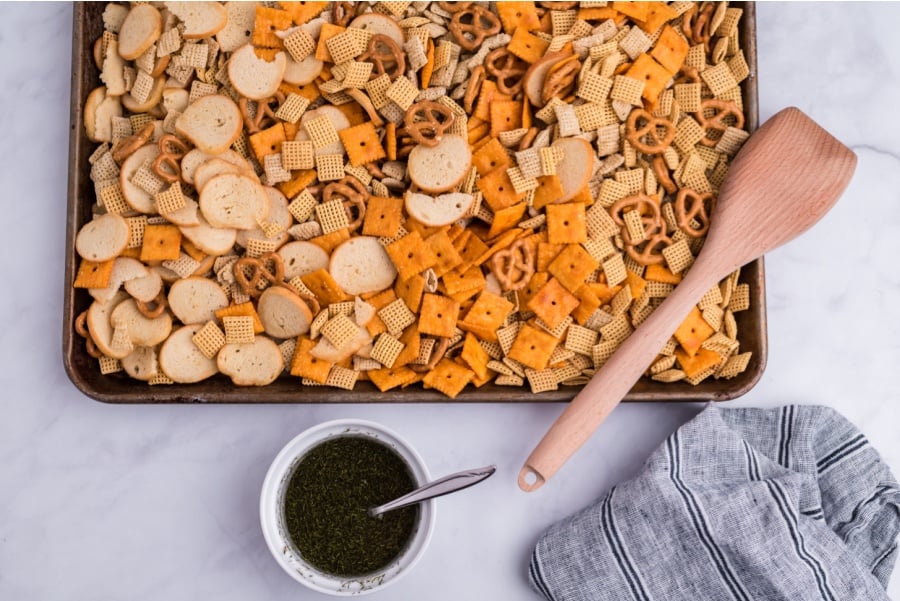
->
left=76, top=1, right=753, bottom=397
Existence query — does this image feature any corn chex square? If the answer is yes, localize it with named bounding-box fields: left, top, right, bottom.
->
left=131, top=160, right=165, bottom=195
left=287, top=188, right=317, bottom=222
left=385, top=76, right=418, bottom=111
left=326, top=30, right=363, bottom=64
left=245, top=237, right=280, bottom=258
left=275, top=93, right=310, bottom=123
left=281, top=140, right=315, bottom=171
left=602, top=253, right=627, bottom=287
left=263, top=153, right=292, bottom=184
left=610, top=75, right=645, bottom=106
left=378, top=298, right=417, bottom=336
left=315, top=154, right=346, bottom=182
left=565, top=324, right=599, bottom=356
left=702, top=62, right=739, bottom=96
left=223, top=316, right=255, bottom=344
left=99, top=183, right=130, bottom=215
left=304, top=115, right=340, bottom=148
left=191, top=321, right=226, bottom=359
left=325, top=365, right=359, bottom=390
left=320, top=313, right=359, bottom=351
left=315, top=199, right=350, bottom=234
left=662, top=238, right=694, bottom=274
left=284, top=28, right=316, bottom=62
left=365, top=73, right=392, bottom=109
left=370, top=333, right=405, bottom=368
left=525, top=368, right=558, bottom=393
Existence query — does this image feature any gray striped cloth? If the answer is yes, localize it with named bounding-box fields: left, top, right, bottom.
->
left=529, top=405, right=900, bottom=601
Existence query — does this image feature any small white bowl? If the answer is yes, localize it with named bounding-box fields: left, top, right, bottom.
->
left=260, top=419, right=435, bottom=596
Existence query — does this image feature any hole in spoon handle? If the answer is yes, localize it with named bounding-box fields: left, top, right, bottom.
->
left=518, top=466, right=545, bottom=492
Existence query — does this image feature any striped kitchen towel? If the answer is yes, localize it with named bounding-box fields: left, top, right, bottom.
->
left=529, top=405, right=900, bottom=601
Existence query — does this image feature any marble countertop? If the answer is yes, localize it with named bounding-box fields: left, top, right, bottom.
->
left=2, top=3, right=898, bottom=599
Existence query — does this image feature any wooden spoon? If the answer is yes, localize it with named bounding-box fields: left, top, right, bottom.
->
left=518, top=107, right=857, bottom=492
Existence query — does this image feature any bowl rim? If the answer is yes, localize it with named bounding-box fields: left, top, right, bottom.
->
left=260, top=419, right=435, bottom=596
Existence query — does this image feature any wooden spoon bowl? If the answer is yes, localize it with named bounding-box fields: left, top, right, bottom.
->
left=518, top=107, right=857, bottom=492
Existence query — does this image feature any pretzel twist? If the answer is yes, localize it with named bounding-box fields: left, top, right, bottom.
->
left=238, top=92, right=285, bottom=135
left=403, top=100, right=456, bottom=147
left=626, top=109, right=676, bottom=155
left=234, top=253, right=285, bottom=298
left=696, top=99, right=745, bottom=147
left=358, top=34, right=406, bottom=82
left=484, top=47, right=527, bottom=96
left=674, top=188, right=714, bottom=238
left=323, top=177, right=368, bottom=232
left=491, top=239, right=535, bottom=292
left=152, top=134, right=189, bottom=183
left=449, top=5, right=502, bottom=52
left=541, top=55, right=580, bottom=105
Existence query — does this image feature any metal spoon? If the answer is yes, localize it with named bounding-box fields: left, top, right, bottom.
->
left=368, top=465, right=496, bottom=517
left=518, top=107, right=858, bottom=492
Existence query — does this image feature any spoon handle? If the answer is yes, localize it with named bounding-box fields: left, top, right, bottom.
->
left=518, top=265, right=716, bottom=492
left=369, top=465, right=496, bottom=517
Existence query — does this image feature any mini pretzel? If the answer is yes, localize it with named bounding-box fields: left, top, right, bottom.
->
left=696, top=99, right=745, bottom=147
left=652, top=155, right=677, bottom=196
left=239, top=92, right=285, bottom=135
left=152, top=134, right=189, bottom=183
left=610, top=194, right=664, bottom=245
left=484, top=47, right=527, bottom=96
left=234, top=252, right=285, bottom=298
left=449, top=4, right=502, bottom=52
left=111, top=123, right=155, bottom=164
left=404, top=100, right=456, bottom=148
left=688, top=2, right=715, bottom=50
left=541, top=55, right=580, bottom=105
left=491, top=239, right=535, bottom=292
left=135, top=291, right=169, bottom=319
left=674, top=188, right=714, bottom=238
left=464, top=64, right=486, bottom=114
left=436, top=2, right=472, bottom=13
left=331, top=1, right=360, bottom=27
left=626, top=232, right=672, bottom=266
left=75, top=310, right=104, bottom=359
left=626, top=109, right=676, bottom=155
left=409, top=337, right=450, bottom=373
left=323, top=177, right=368, bottom=231
left=358, top=34, right=406, bottom=82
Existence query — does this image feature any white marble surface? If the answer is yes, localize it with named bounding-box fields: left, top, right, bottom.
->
left=1, top=3, right=898, bottom=599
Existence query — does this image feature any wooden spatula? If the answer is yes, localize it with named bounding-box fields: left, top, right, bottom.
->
left=518, top=107, right=857, bottom=492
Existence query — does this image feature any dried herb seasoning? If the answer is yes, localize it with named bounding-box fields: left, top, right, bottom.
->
left=283, top=435, right=419, bottom=576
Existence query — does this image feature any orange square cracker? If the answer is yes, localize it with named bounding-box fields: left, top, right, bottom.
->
left=548, top=244, right=600, bottom=293
left=526, top=277, right=580, bottom=329
left=507, top=324, right=558, bottom=371
left=418, top=293, right=460, bottom=338
left=546, top=203, right=588, bottom=244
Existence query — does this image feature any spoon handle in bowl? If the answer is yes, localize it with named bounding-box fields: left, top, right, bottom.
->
left=369, top=465, right=496, bottom=517
left=517, top=264, right=717, bottom=492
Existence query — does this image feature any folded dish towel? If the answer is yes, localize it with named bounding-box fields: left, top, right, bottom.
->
left=529, top=405, right=900, bottom=601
